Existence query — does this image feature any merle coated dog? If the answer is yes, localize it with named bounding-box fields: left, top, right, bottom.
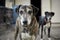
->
left=14, top=5, right=39, bottom=40
left=39, top=11, right=55, bottom=40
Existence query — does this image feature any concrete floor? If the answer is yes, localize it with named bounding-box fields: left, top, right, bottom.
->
left=0, top=24, right=60, bottom=40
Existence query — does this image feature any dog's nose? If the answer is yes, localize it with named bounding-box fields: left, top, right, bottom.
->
left=23, top=21, right=27, bottom=24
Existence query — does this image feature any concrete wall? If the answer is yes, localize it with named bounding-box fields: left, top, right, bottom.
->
left=41, top=0, right=60, bottom=22
left=41, top=0, right=50, bottom=16
left=15, top=0, right=30, bottom=5
left=5, top=0, right=30, bottom=8
left=52, top=0, right=60, bottom=22
left=5, top=0, right=14, bottom=8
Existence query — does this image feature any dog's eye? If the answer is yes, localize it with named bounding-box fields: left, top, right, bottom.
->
left=20, top=11, right=23, bottom=14
left=28, top=11, right=32, bottom=14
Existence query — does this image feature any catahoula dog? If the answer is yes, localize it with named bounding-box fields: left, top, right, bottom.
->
left=14, top=5, right=39, bottom=40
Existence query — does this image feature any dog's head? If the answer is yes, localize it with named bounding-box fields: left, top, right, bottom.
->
left=16, top=5, right=39, bottom=27
left=45, top=11, right=55, bottom=22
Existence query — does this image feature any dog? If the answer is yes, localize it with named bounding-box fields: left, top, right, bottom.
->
left=14, top=5, right=39, bottom=40
left=39, top=11, right=55, bottom=40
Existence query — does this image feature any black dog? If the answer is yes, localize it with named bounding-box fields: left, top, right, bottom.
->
left=39, top=11, right=55, bottom=40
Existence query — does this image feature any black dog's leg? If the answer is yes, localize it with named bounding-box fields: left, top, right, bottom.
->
left=41, top=25, right=43, bottom=39
left=48, top=27, right=50, bottom=38
left=48, top=27, right=51, bottom=40
left=48, top=21, right=51, bottom=40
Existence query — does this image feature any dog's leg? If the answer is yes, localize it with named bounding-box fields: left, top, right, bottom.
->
left=41, top=25, right=43, bottom=40
left=20, top=33, right=22, bottom=40
left=44, top=26, right=46, bottom=35
left=48, top=21, right=51, bottom=40
left=48, top=27, right=51, bottom=40
left=14, top=27, right=19, bottom=40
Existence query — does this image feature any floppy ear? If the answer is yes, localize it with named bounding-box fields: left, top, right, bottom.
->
left=45, top=11, right=49, bottom=16
left=31, top=5, right=39, bottom=15
left=16, top=5, right=21, bottom=14
left=50, top=12, right=55, bottom=16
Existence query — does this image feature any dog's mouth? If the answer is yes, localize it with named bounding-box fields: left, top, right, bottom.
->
left=23, top=24, right=27, bottom=27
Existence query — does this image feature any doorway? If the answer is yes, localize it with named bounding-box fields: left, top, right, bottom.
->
left=0, top=0, right=5, bottom=6
left=31, top=0, right=41, bottom=22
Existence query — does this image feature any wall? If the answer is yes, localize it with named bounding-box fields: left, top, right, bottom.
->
left=5, top=0, right=30, bottom=8
left=41, top=0, right=50, bottom=16
left=5, top=0, right=14, bottom=8
left=15, top=0, right=30, bottom=5
left=52, top=0, right=60, bottom=22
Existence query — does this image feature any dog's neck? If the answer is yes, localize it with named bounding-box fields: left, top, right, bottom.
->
left=22, top=16, right=37, bottom=34
left=28, top=16, right=37, bottom=28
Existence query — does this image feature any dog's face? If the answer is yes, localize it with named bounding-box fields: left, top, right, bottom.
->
left=16, top=5, right=39, bottom=27
left=45, top=12, right=55, bottom=22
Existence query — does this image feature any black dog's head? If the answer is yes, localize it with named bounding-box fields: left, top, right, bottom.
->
left=45, top=11, right=55, bottom=22
left=15, top=5, right=39, bottom=27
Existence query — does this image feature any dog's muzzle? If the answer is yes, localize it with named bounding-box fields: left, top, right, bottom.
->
left=23, top=20, right=28, bottom=26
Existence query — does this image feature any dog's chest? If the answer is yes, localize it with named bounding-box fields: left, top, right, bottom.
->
left=21, top=32, right=31, bottom=39
left=19, top=27, right=31, bottom=38
left=45, top=22, right=50, bottom=27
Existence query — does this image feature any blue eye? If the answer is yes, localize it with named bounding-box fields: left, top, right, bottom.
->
left=28, top=11, right=32, bottom=14
left=20, top=11, right=23, bottom=14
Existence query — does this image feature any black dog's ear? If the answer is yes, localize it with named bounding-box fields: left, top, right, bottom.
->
left=45, top=11, right=55, bottom=17
left=16, top=5, right=21, bottom=13
left=50, top=12, right=55, bottom=16
left=31, top=5, right=39, bottom=15
left=45, top=11, right=49, bottom=16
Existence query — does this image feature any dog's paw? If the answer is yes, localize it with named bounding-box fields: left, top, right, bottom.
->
left=40, top=39, right=43, bottom=40
left=48, top=38, right=51, bottom=40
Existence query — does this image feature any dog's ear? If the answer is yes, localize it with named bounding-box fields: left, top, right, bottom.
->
left=31, top=5, right=39, bottom=15
left=16, top=5, right=21, bottom=14
left=45, top=11, right=55, bottom=17
left=45, top=11, right=49, bottom=16
left=50, top=12, right=55, bottom=16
